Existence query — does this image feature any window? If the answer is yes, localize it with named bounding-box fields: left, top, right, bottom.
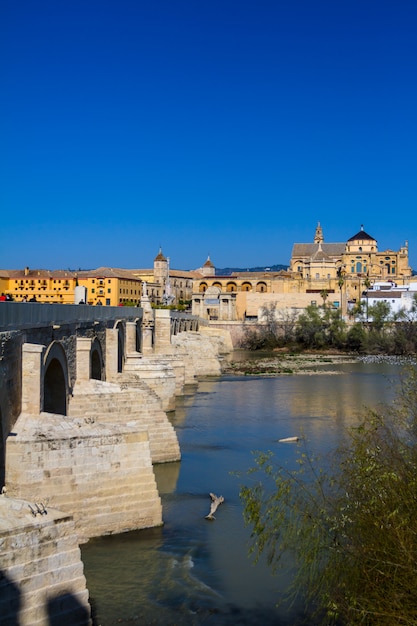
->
left=107, top=289, right=111, bottom=294
left=315, top=273, right=319, bottom=279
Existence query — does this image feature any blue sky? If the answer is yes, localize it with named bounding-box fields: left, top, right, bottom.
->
left=1, top=1, right=416, bottom=271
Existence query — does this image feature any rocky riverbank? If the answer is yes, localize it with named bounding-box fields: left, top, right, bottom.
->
left=222, top=352, right=358, bottom=376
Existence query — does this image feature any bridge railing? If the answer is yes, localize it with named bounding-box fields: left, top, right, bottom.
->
left=0, top=302, right=143, bottom=331
left=169, top=311, right=201, bottom=335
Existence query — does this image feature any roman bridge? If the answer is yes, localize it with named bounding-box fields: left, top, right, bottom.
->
left=0, top=301, right=232, bottom=529
left=0, top=299, right=233, bottom=625
left=0, top=302, right=200, bottom=462
left=0, top=301, right=234, bottom=625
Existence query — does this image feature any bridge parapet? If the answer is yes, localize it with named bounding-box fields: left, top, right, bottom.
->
left=0, top=302, right=142, bottom=330
left=170, top=311, right=200, bottom=335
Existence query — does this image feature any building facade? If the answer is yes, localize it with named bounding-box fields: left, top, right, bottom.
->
left=191, top=225, right=413, bottom=321
left=0, top=249, right=196, bottom=307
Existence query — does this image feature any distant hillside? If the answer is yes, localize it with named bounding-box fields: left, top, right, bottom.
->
left=215, top=264, right=288, bottom=276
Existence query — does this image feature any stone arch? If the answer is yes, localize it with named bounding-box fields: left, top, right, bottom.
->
left=136, top=319, right=142, bottom=352
left=0, top=405, right=4, bottom=490
left=241, top=282, right=252, bottom=292
left=199, top=282, right=208, bottom=293
left=43, top=341, right=69, bottom=416
left=114, top=321, right=125, bottom=373
left=256, top=281, right=267, bottom=293
left=212, top=281, right=222, bottom=289
left=91, top=338, right=104, bottom=381
left=226, top=282, right=237, bottom=292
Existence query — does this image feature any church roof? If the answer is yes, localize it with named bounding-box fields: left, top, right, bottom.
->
left=347, top=227, right=376, bottom=242
left=292, top=243, right=345, bottom=258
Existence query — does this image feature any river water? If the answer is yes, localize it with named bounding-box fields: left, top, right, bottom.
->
left=82, top=359, right=405, bottom=625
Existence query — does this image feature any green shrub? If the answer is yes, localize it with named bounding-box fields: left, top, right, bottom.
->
left=240, top=366, right=417, bottom=625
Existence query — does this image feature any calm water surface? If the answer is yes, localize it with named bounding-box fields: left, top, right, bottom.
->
left=82, top=361, right=404, bottom=625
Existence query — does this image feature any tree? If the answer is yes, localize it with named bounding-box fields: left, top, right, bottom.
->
left=274, top=308, right=299, bottom=344
left=392, top=295, right=417, bottom=354
left=295, top=305, right=326, bottom=348
left=240, top=366, right=417, bottom=625
left=295, top=305, right=347, bottom=349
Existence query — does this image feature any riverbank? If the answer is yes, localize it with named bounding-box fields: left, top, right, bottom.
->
left=222, top=351, right=358, bottom=376
left=222, top=351, right=417, bottom=376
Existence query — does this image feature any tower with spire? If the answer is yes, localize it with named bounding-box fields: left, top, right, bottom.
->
left=153, top=247, right=168, bottom=289
left=199, top=255, right=215, bottom=277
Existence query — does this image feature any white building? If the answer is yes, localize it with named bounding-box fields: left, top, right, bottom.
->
left=359, top=281, right=417, bottom=319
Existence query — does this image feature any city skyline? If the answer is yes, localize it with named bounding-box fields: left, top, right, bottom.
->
left=1, top=1, right=416, bottom=271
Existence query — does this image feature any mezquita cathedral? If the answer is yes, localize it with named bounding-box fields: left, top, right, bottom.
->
left=0, top=224, right=412, bottom=321
left=191, top=223, right=412, bottom=320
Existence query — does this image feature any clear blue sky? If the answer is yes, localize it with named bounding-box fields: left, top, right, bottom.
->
left=1, top=0, right=416, bottom=271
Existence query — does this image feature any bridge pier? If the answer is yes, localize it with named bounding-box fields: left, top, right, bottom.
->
left=105, top=327, right=120, bottom=381
left=76, top=337, right=92, bottom=382
left=21, top=343, right=44, bottom=415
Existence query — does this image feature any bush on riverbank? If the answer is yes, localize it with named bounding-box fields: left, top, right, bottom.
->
left=240, top=365, right=417, bottom=625
left=240, top=301, right=417, bottom=356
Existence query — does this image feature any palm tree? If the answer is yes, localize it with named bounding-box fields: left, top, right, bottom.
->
left=320, top=289, right=329, bottom=308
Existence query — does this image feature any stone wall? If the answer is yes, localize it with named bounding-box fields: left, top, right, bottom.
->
left=171, top=331, right=225, bottom=378
left=69, top=377, right=181, bottom=463
left=5, top=412, right=162, bottom=542
left=0, top=495, right=91, bottom=626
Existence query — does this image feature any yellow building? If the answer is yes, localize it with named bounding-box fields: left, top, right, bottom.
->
left=77, top=268, right=142, bottom=306
left=0, top=267, right=77, bottom=303
left=0, top=249, right=196, bottom=307
left=0, top=266, right=143, bottom=306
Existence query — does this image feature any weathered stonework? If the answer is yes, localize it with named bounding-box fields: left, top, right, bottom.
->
left=0, top=495, right=91, bottom=626
left=5, top=412, right=162, bottom=542
left=69, top=377, right=181, bottom=463
left=171, top=331, right=226, bottom=378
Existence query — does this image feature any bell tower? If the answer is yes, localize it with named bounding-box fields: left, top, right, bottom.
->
left=314, top=222, right=324, bottom=244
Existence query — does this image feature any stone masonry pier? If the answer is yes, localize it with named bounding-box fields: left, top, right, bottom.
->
left=0, top=301, right=232, bottom=625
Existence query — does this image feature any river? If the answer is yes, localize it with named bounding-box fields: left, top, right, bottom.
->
left=81, top=359, right=406, bottom=625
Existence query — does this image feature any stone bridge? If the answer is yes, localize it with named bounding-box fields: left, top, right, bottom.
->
left=0, top=302, right=232, bottom=625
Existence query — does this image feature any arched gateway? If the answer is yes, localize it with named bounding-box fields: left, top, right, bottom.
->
left=43, top=342, right=69, bottom=415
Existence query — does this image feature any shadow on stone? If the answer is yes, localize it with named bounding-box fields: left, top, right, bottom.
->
left=0, top=569, right=21, bottom=626
left=47, top=591, right=91, bottom=626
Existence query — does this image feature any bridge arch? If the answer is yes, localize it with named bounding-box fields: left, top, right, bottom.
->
left=43, top=341, right=69, bottom=416
left=114, top=321, right=125, bottom=373
left=91, top=338, right=104, bottom=381
left=0, top=405, right=4, bottom=490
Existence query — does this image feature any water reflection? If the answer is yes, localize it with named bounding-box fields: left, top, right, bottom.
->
left=82, top=362, right=402, bottom=625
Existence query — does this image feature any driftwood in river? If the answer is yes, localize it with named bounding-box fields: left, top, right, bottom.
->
left=278, top=436, right=299, bottom=443
left=205, top=493, right=224, bottom=520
